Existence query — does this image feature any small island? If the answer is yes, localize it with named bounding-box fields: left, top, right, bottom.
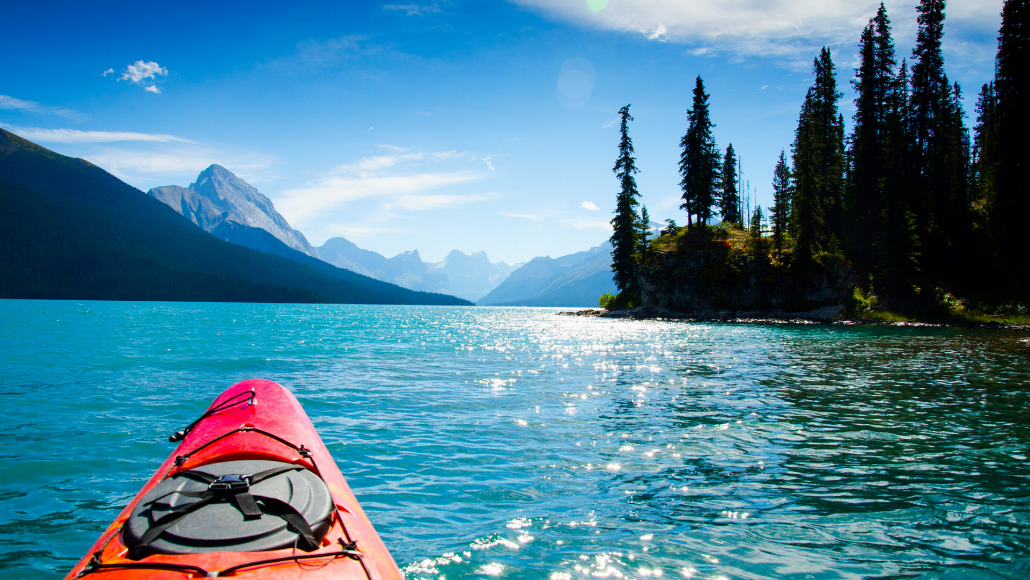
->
left=594, top=1, right=1028, bottom=328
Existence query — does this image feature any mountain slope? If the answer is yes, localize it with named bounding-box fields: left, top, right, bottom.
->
left=147, top=165, right=317, bottom=257
left=477, top=243, right=615, bottom=306
left=376, top=250, right=449, bottom=293
left=0, top=129, right=470, bottom=305
left=317, top=237, right=387, bottom=278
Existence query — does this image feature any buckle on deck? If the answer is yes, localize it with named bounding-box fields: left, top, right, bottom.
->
left=209, top=474, right=251, bottom=492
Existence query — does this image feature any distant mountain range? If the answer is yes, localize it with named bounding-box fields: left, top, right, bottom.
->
left=477, top=243, right=616, bottom=306
left=0, top=127, right=614, bottom=307
left=0, top=129, right=469, bottom=305
left=316, top=239, right=519, bottom=302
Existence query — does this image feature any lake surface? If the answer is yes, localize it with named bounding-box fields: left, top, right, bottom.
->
left=1, top=300, right=1028, bottom=579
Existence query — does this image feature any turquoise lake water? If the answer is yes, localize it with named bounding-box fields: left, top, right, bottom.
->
left=0, top=300, right=1028, bottom=579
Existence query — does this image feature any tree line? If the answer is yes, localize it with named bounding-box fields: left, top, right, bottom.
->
left=611, top=0, right=1028, bottom=309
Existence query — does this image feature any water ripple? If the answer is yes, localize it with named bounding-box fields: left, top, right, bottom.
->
left=1, top=301, right=1028, bottom=579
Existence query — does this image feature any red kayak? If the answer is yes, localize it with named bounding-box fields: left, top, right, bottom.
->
left=66, top=379, right=403, bottom=579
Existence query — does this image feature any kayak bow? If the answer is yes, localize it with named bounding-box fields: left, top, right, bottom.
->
left=66, top=379, right=402, bottom=579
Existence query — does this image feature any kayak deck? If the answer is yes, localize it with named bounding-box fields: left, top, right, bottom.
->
left=66, top=379, right=402, bottom=579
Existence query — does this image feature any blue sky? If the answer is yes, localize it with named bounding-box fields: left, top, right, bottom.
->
left=1, top=0, right=1003, bottom=265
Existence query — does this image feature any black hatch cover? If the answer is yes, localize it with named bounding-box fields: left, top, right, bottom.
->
left=123, top=459, right=334, bottom=555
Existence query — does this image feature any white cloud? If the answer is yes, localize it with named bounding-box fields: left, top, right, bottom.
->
left=119, top=60, right=168, bottom=84
left=580, top=201, right=599, bottom=211
left=383, top=3, right=441, bottom=16
left=510, top=0, right=1003, bottom=63
left=645, top=23, right=667, bottom=41
left=0, top=125, right=192, bottom=144
left=0, top=95, right=88, bottom=122
left=110, top=60, right=168, bottom=93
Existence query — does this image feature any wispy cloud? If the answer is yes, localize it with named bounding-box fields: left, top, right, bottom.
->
left=0, top=95, right=89, bottom=122
left=84, top=148, right=274, bottom=183
left=499, top=211, right=546, bottom=221
left=278, top=151, right=491, bottom=225
left=510, top=0, right=1003, bottom=64
left=113, top=60, right=168, bottom=93
left=580, top=201, right=599, bottom=210
left=0, top=125, right=192, bottom=144
left=271, top=35, right=408, bottom=71
left=383, top=3, right=441, bottom=16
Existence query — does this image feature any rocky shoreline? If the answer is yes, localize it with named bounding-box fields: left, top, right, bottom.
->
left=558, top=306, right=1030, bottom=330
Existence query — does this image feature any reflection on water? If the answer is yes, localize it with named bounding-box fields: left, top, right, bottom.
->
left=0, top=301, right=1028, bottom=579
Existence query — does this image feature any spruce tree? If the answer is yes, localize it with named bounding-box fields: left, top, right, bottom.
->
left=720, top=144, right=740, bottom=224
left=610, top=105, right=641, bottom=294
left=791, top=88, right=824, bottom=267
left=971, top=82, right=999, bottom=222
left=790, top=47, right=842, bottom=268
left=749, top=205, right=765, bottom=245
left=639, top=204, right=651, bottom=251
left=874, top=59, right=921, bottom=305
left=993, top=0, right=1030, bottom=297
left=680, top=76, right=721, bottom=227
left=847, top=3, right=896, bottom=281
left=770, top=150, right=792, bottom=259
left=909, top=0, right=970, bottom=288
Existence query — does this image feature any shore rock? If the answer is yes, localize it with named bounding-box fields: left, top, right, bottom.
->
left=637, top=245, right=854, bottom=313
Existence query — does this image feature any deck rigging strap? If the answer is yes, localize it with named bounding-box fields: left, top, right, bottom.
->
left=168, top=389, right=255, bottom=443
left=79, top=540, right=362, bottom=578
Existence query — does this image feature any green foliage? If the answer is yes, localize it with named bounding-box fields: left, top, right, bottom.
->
left=602, top=289, right=640, bottom=311
left=610, top=105, right=642, bottom=293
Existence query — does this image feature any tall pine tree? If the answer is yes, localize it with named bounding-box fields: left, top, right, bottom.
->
left=790, top=49, right=842, bottom=267
left=909, top=0, right=970, bottom=288
left=874, top=59, right=921, bottom=305
left=791, top=88, right=824, bottom=267
left=720, top=144, right=740, bottom=224
left=770, top=150, right=792, bottom=259
left=992, top=0, right=1030, bottom=298
left=610, top=105, right=641, bottom=294
left=812, top=48, right=846, bottom=247
left=971, top=82, right=999, bottom=224
left=847, top=3, right=896, bottom=282
left=680, top=76, right=721, bottom=227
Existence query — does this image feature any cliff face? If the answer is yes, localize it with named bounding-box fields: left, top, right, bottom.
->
left=638, top=241, right=854, bottom=312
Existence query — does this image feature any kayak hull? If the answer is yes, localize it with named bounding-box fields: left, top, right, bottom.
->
left=66, top=379, right=402, bottom=579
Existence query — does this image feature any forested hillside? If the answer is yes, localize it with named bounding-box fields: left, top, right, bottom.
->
left=0, top=129, right=470, bottom=305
